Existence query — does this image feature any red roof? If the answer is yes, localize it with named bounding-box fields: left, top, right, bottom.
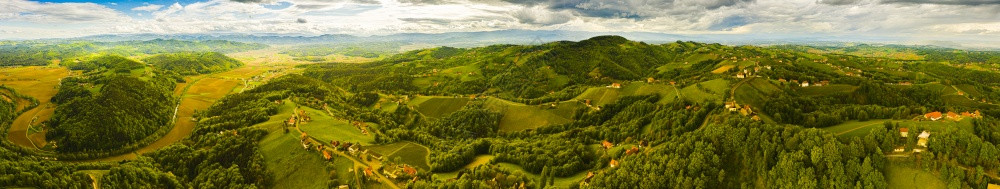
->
left=403, top=166, right=417, bottom=175
left=925, top=111, right=942, bottom=119
left=900, top=128, right=909, bottom=133
left=601, top=140, right=613, bottom=149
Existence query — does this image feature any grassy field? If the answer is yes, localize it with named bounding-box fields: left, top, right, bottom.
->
left=680, top=79, right=729, bottom=103
left=0, top=66, right=69, bottom=149
left=798, top=84, right=857, bottom=96
left=886, top=163, right=947, bottom=189
left=573, top=87, right=620, bottom=106
left=434, top=155, right=495, bottom=180
left=483, top=98, right=578, bottom=131
left=297, top=105, right=375, bottom=145
left=247, top=101, right=334, bottom=189
left=824, top=119, right=974, bottom=139
left=711, top=65, right=735, bottom=74
left=408, top=96, right=470, bottom=118
left=496, top=162, right=589, bottom=187
left=572, top=82, right=677, bottom=106
left=822, top=119, right=892, bottom=139
left=260, top=126, right=331, bottom=189
left=619, top=82, right=677, bottom=104
left=366, top=141, right=431, bottom=171
left=733, top=78, right=782, bottom=107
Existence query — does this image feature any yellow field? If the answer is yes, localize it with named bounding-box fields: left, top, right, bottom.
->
left=711, top=65, right=736, bottom=74
left=0, top=66, right=70, bottom=149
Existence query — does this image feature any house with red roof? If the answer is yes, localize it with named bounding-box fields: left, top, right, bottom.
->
left=925, top=111, right=943, bottom=121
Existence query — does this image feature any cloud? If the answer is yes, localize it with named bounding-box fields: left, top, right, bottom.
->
left=817, top=0, right=861, bottom=5
left=297, top=18, right=308, bottom=23
left=500, top=0, right=755, bottom=19
left=398, top=0, right=451, bottom=5
left=880, top=0, right=1000, bottom=5
left=511, top=6, right=573, bottom=25
left=0, top=0, right=129, bottom=22
left=132, top=4, right=165, bottom=12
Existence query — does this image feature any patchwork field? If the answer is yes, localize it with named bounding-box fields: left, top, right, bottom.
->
left=408, top=96, right=470, bottom=118
left=0, top=66, right=69, bottom=149
left=367, top=141, right=431, bottom=171
left=484, top=98, right=578, bottom=131
left=297, top=104, right=375, bottom=145
left=679, top=79, right=729, bottom=103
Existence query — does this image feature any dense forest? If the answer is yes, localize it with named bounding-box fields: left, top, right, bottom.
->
left=47, top=75, right=176, bottom=153
left=143, top=52, right=244, bottom=75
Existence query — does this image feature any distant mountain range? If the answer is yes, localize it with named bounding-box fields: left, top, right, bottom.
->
left=24, top=30, right=1000, bottom=50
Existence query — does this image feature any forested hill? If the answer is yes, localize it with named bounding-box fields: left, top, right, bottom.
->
left=143, top=52, right=245, bottom=75
left=297, top=36, right=1000, bottom=188
left=0, top=39, right=266, bottom=66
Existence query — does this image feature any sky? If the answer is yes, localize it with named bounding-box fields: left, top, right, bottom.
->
left=1, top=0, right=999, bottom=46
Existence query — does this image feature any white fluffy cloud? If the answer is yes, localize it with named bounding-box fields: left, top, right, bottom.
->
left=131, top=4, right=164, bottom=12
left=0, top=0, right=998, bottom=47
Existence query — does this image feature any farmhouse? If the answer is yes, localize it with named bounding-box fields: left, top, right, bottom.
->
left=725, top=101, right=739, bottom=112
left=924, top=112, right=943, bottom=121
left=946, top=112, right=960, bottom=120
left=800, top=81, right=810, bottom=87
left=323, top=150, right=332, bottom=160
left=917, top=131, right=931, bottom=147
left=900, top=128, right=909, bottom=138
left=601, top=140, right=614, bottom=149
left=606, top=83, right=623, bottom=88
left=609, top=159, right=619, bottom=168
left=647, top=77, right=655, bottom=83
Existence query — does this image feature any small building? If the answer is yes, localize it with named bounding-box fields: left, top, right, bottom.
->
left=947, top=112, right=960, bottom=120
left=736, top=73, right=746, bottom=79
left=609, top=159, right=619, bottom=168
left=725, top=101, right=738, bottom=112
left=800, top=81, right=810, bottom=87
left=610, top=83, right=622, bottom=88
left=925, top=112, right=943, bottom=121
left=900, top=128, right=909, bottom=138
left=626, top=146, right=639, bottom=155
left=601, top=140, right=614, bottom=149
left=917, top=131, right=931, bottom=147
left=402, top=165, right=417, bottom=176
left=323, top=150, right=332, bottom=160
left=647, top=77, right=655, bottom=83
left=777, top=78, right=786, bottom=83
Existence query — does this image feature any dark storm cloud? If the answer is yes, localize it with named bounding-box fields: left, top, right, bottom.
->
left=296, top=18, right=307, bottom=23
left=880, top=0, right=1000, bottom=5
left=499, top=0, right=755, bottom=19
